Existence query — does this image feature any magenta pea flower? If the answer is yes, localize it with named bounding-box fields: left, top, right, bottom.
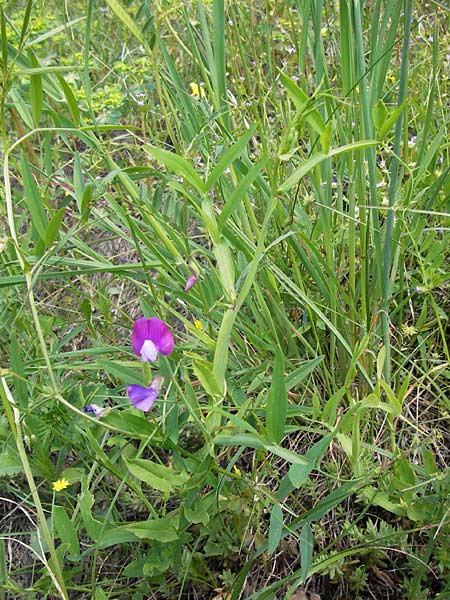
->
left=132, top=317, right=174, bottom=362
left=128, top=377, right=163, bottom=412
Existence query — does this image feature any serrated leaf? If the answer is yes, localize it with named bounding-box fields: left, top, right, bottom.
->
left=0, top=443, right=23, bottom=477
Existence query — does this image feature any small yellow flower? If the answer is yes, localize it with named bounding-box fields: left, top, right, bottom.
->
left=320, top=26, right=328, bottom=37
left=387, top=74, right=396, bottom=83
left=194, top=319, right=203, bottom=331
left=402, top=322, right=417, bottom=337
left=52, top=478, right=69, bottom=492
left=189, top=82, right=207, bottom=99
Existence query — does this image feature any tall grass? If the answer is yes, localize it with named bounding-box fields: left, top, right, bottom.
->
left=1, top=1, right=449, bottom=598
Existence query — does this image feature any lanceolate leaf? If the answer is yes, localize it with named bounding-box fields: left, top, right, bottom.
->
left=266, top=347, right=287, bottom=444
left=144, top=145, right=205, bottom=193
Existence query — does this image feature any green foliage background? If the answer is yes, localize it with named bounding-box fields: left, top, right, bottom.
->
left=0, top=0, right=449, bottom=598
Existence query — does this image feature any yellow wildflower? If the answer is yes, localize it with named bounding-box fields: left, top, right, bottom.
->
left=52, top=478, right=69, bottom=492
left=194, top=319, right=203, bottom=331
left=387, top=74, right=396, bottom=83
left=189, top=82, right=207, bottom=99
left=402, top=323, right=417, bottom=337
left=320, top=26, right=328, bottom=37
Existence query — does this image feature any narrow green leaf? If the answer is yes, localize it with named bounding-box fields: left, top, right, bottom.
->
left=266, top=347, right=287, bottom=444
left=279, top=71, right=325, bottom=135
left=10, top=333, right=28, bottom=406
left=379, top=99, right=408, bottom=139
left=300, top=523, right=313, bottom=581
left=285, top=356, right=324, bottom=390
left=27, top=49, right=43, bottom=126
left=206, top=125, right=256, bottom=190
left=144, top=145, right=205, bottom=193
left=268, top=504, right=283, bottom=555
left=218, top=156, right=267, bottom=231
left=279, top=140, right=378, bottom=193
left=21, top=155, right=47, bottom=240
left=57, top=75, right=80, bottom=126
left=19, top=0, right=33, bottom=47
left=45, top=207, right=65, bottom=247
left=214, top=433, right=266, bottom=449
left=53, top=506, right=80, bottom=559
left=104, top=0, right=148, bottom=49
left=1, top=8, right=7, bottom=76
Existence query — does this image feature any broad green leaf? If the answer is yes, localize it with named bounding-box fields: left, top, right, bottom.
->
left=214, top=239, right=235, bottom=300
left=268, top=504, right=283, bottom=555
left=79, top=479, right=103, bottom=541
left=300, top=523, right=313, bottom=581
left=192, top=356, right=224, bottom=398
left=53, top=505, right=80, bottom=559
left=124, top=457, right=188, bottom=493
left=266, top=347, right=287, bottom=444
left=286, top=435, right=333, bottom=489
left=144, top=145, right=205, bottom=193
left=125, top=516, right=179, bottom=542
left=372, top=99, right=388, bottom=134
left=206, top=125, right=256, bottom=190
left=184, top=503, right=210, bottom=526
left=0, top=442, right=23, bottom=477
left=96, top=359, right=142, bottom=385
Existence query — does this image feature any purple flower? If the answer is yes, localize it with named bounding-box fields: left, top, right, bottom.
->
left=132, top=317, right=174, bottom=362
left=127, top=377, right=163, bottom=412
left=184, top=273, right=198, bottom=292
left=82, top=404, right=106, bottom=417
